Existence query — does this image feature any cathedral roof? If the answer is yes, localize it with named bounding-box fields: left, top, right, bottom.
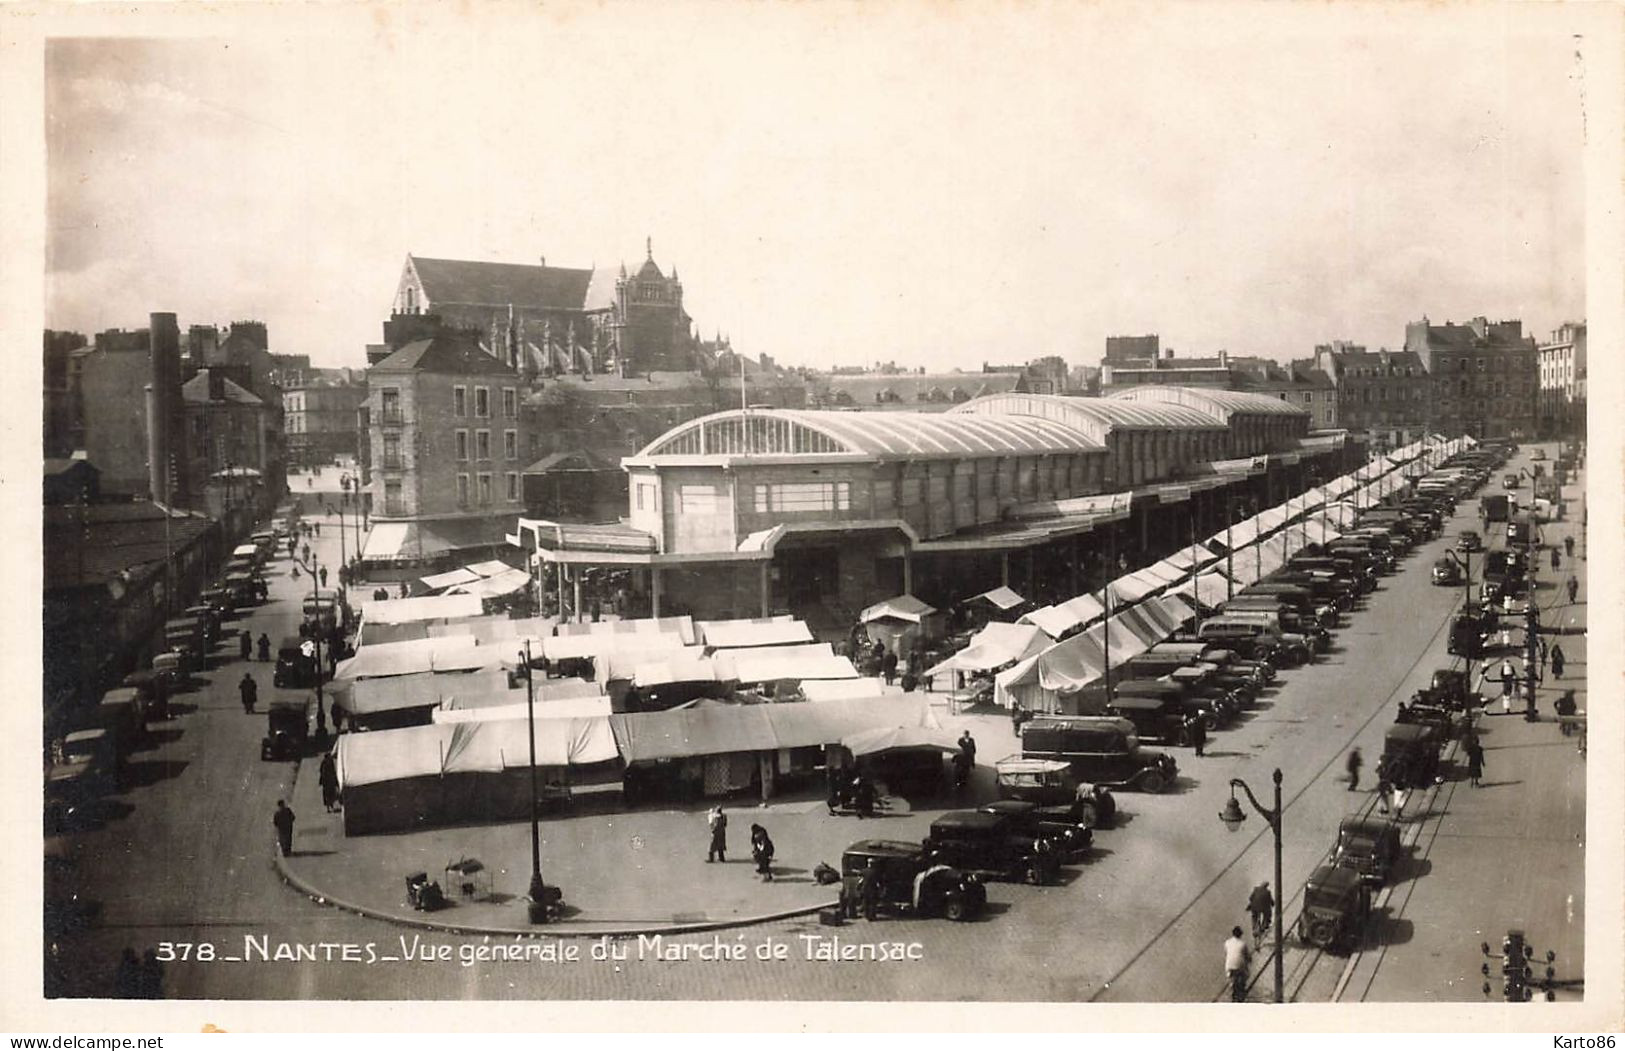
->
left=409, top=255, right=595, bottom=311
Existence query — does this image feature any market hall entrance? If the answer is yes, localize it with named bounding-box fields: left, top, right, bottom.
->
left=780, top=544, right=840, bottom=606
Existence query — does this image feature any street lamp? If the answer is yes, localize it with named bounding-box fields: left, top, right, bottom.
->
left=1226, top=496, right=1255, bottom=601
left=518, top=638, right=560, bottom=923
left=290, top=552, right=329, bottom=737
left=1218, top=768, right=1285, bottom=1004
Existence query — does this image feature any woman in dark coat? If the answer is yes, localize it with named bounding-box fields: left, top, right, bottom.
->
left=1466, top=742, right=1485, bottom=787
left=1550, top=644, right=1566, bottom=679
left=750, top=823, right=775, bottom=881
left=318, top=752, right=340, bottom=812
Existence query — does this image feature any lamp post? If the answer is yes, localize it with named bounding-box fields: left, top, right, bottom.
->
left=291, top=552, right=329, bottom=737
left=1219, top=768, right=1285, bottom=1003
left=519, top=638, right=552, bottom=923
left=1226, top=496, right=1254, bottom=601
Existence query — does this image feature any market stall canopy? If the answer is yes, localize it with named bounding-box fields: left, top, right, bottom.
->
left=425, top=614, right=556, bottom=645
left=800, top=678, right=905, bottom=702
left=336, top=715, right=618, bottom=789
left=966, top=586, right=1025, bottom=611
left=632, top=651, right=720, bottom=688
left=421, top=567, right=481, bottom=591
left=608, top=695, right=935, bottom=764
left=696, top=617, right=814, bottom=649
left=446, top=568, right=531, bottom=599
left=713, top=643, right=859, bottom=683
left=431, top=694, right=612, bottom=724
left=332, top=667, right=510, bottom=717
left=1167, top=570, right=1234, bottom=611
left=440, top=678, right=602, bottom=710
left=333, top=636, right=497, bottom=681
left=363, top=594, right=485, bottom=627
left=1223, top=541, right=1287, bottom=588
left=1020, top=593, right=1107, bottom=638
left=1110, top=566, right=1172, bottom=605
left=925, top=622, right=1049, bottom=678
left=542, top=628, right=689, bottom=664
left=859, top=594, right=937, bottom=625
left=554, top=616, right=698, bottom=646
left=841, top=725, right=963, bottom=758
left=1162, top=543, right=1219, bottom=573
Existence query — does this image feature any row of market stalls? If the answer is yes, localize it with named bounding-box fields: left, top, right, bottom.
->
left=923, top=435, right=1478, bottom=712
left=329, top=594, right=940, bottom=833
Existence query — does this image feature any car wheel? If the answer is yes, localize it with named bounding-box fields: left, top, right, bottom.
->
left=944, top=898, right=968, bottom=922
left=1139, top=770, right=1167, bottom=794
left=1076, top=801, right=1099, bottom=830
left=1307, top=918, right=1337, bottom=948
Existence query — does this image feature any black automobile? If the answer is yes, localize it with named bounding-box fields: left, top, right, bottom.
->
left=1426, top=668, right=1477, bottom=710
left=1332, top=816, right=1403, bottom=886
left=1297, top=863, right=1371, bottom=954
left=1377, top=722, right=1446, bottom=788
left=1431, top=558, right=1464, bottom=586
left=839, top=840, right=985, bottom=921
left=922, top=810, right=1062, bottom=885
left=261, top=698, right=310, bottom=761
left=274, top=636, right=322, bottom=688
left=976, top=799, right=1092, bottom=858
left=1020, top=716, right=1177, bottom=793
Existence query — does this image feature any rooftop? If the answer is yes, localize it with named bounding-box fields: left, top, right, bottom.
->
left=951, top=393, right=1230, bottom=444
left=1109, top=385, right=1310, bottom=419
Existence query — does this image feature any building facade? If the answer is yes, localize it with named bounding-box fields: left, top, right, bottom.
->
left=1404, top=317, right=1539, bottom=440
left=360, top=332, right=532, bottom=568
left=1537, top=321, right=1586, bottom=437
left=181, top=368, right=276, bottom=518
left=284, top=377, right=367, bottom=467
left=1310, top=343, right=1426, bottom=445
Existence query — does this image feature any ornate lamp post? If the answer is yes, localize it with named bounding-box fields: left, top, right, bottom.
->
left=518, top=638, right=559, bottom=922
left=1219, top=768, right=1285, bottom=1003
left=291, top=552, right=329, bottom=737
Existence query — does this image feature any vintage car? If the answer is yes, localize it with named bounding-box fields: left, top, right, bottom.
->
left=1019, top=716, right=1177, bottom=793
left=1431, top=558, right=1465, bottom=586
left=1332, top=816, right=1403, bottom=886
left=1426, top=668, right=1477, bottom=710
left=977, top=799, right=1092, bottom=858
left=922, top=810, right=1061, bottom=885
left=839, top=840, right=985, bottom=922
left=274, top=636, right=322, bottom=689
left=992, top=756, right=1117, bottom=829
left=1457, top=529, right=1484, bottom=553
left=1447, top=606, right=1497, bottom=659
left=1297, top=863, right=1372, bottom=954
left=1378, top=722, right=1446, bottom=789
left=261, top=698, right=310, bottom=761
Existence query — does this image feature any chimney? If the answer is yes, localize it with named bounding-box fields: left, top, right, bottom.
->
left=1217, top=349, right=1229, bottom=368
left=539, top=256, right=546, bottom=267
left=1164, top=347, right=1174, bottom=360
left=147, top=312, right=184, bottom=506
left=207, top=368, right=225, bottom=401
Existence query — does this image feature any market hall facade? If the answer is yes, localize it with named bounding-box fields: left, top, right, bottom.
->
left=511, top=387, right=1359, bottom=631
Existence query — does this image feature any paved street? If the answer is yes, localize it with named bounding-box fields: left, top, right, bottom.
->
left=47, top=449, right=1586, bottom=1002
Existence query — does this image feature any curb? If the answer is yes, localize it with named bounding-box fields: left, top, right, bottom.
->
left=271, top=852, right=838, bottom=940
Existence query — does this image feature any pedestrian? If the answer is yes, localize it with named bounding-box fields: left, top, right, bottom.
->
left=1564, top=535, right=1575, bottom=558
left=1188, top=716, right=1207, bottom=757
left=854, top=773, right=876, bottom=819
left=399, top=581, right=409, bottom=599
left=749, top=823, right=775, bottom=881
left=1345, top=747, right=1362, bottom=792
left=240, top=629, right=252, bottom=661
left=881, top=648, right=898, bottom=685
left=957, top=730, right=977, bottom=766
left=238, top=673, right=258, bottom=714
left=114, top=947, right=141, bottom=999
left=952, top=748, right=972, bottom=789
left=314, top=521, right=321, bottom=537
left=1392, top=783, right=1411, bottom=819
left=301, top=542, right=311, bottom=563
left=1246, top=883, right=1274, bottom=946
left=1376, top=777, right=1393, bottom=815
left=318, top=752, right=340, bottom=812
left=375, top=587, right=389, bottom=602
left=273, top=800, right=296, bottom=857
left=861, top=858, right=881, bottom=921
left=1538, top=636, right=1549, bottom=672
left=1500, top=658, right=1516, bottom=698
left=1223, top=925, right=1251, bottom=1002
left=138, top=949, right=164, bottom=999
left=1551, top=644, right=1566, bottom=679
left=1551, top=547, right=1561, bottom=571
left=1466, top=741, right=1485, bottom=787
left=1566, top=576, right=1578, bottom=605
left=706, top=805, right=728, bottom=863
left=319, top=566, right=328, bottom=588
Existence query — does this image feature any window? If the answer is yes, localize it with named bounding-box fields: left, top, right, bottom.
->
left=475, top=429, right=491, bottom=460
left=384, top=480, right=403, bottom=516
left=752, top=481, right=851, bottom=512
left=475, top=387, right=490, bottom=417
left=478, top=473, right=492, bottom=506
left=506, top=472, right=519, bottom=501
left=502, top=387, right=517, bottom=418
left=1477, top=358, right=1487, bottom=372
left=456, top=474, right=470, bottom=508
left=455, top=429, right=469, bottom=461
left=678, top=484, right=716, bottom=514
left=636, top=482, right=655, bottom=511
left=383, top=434, right=402, bottom=469
left=381, top=388, right=402, bottom=424
left=504, top=429, right=518, bottom=460
left=453, top=386, right=467, bottom=417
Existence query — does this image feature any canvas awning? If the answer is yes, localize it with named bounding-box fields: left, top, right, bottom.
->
left=841, top=726, right=962, bottom=758
left=1167, top=570, right=1234, bottom=611
left=859, top=594, right=936, bottom=625
left=1110, top=567, right=1171, bottom=605
left=925, top=622, right=1049, bottom=677
left=361, top=523, right=412, bottom=561
left=440, top=678, right=603, bottom=710
left=713, top=643, right=859, bottom=683
left=632, top=652, right=720, bottom=688
left=800, top=678, right=904, bottom=702
left=332, top=668, right=510, bottom=717
left=1162, top=544, right=1219, bottom=573
left=431, top=694, right=612, bottom=723
left=696, top=618, right=813, bottom=649
left=542, top=629, right=689, bottom=663
left=421, top=567, right=481, bottom=590
left=1019, top=593, right=1107, bottom=638
left=336, top=716, right=618, bottom=789
left=363, top=594, right=486, bottom=626
left=607, top=695, right=935, bottom=763
left=447, top=568, right=531, bottom=599
left=968, top=586, right=1025, bottom=611
left=554, top=616, right=697, bottom=646
left=333, top=636, right=497, bottom=681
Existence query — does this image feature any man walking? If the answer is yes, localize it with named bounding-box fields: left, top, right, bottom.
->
left=240, top=629, right=252, bottom=662
left=272, top=800, right=296, bottom=857
left=1345, top=747, right=1362, bottom=791
left=1466, top=740, right=1485, bottom=787
left=1224, top=925, right=1252, bottom=1002
left=318, top=566, right=329, bottom=589
left=1564, top=535, right=1575, bottom=558
left=1188, top=716, right=1207, bottom=757
left=1551, top=644, right=1566, bottom=680
left=257, top=632, right=271, bottom=662
left=1566, top=575, right=1579, bottom=605
left=1247, top=883, right=1274, bottom=947
left=238, top=673, right=258, bottom=714
left=706, top=805, right=728, bottom=863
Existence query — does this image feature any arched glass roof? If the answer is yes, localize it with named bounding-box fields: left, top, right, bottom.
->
left=633, top=408, right=1105, bottom=461
left=951, top=393, right=1228, bottom=443
left=1109, top=385, right=1309, bottom=419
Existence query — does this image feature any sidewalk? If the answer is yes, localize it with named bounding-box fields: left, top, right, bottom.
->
left=277, top=708, right=1018, bottom=937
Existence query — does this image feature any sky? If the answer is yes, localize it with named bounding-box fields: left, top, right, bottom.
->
left=43, top=4, right=1589, bottom=370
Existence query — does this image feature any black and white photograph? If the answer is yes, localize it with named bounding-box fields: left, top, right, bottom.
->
left=9, top=0, right=1622, bottom=1032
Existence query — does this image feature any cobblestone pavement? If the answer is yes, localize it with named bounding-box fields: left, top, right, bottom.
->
left=46, top=450, right=1588, bottom=1004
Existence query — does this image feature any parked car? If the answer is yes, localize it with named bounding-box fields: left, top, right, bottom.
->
left=976, top=799, right=1091, bottom=858
left=1297, top=863, right=1371, bottom=954
left=1332, top=816, right=1403, bottom=886
left=1457, top=530, right=1483, bottom=553
left=261, top=698, right=310, bottom=761
left=992, top=756, right=1117, bottom=829
left=839, top=840, right=986, bottom=921
left=922, top=810, right=1061, bottom=885
left=1377, top=722, right=1446, bottom=788
left=1019, top=716, right=1177, bottom=793
left=1431, top=558, right=1464, bottom=586
left=274, top=636, right=322, bottom=688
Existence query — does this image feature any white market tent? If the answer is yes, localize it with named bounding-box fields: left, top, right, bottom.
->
left=925, top=622, right=1049, bottom=678
left=554, top=616, right=698, bottom=646
left=431, top=694, right=613, bottom=724
left=1167, top=569, right=1234, bottom=611
left=362, top=594, right=485, bottom=627
left=696, top=617, right=814, bottom=649
left=859, top=595, right=936, bottom=625
left=967, top=586, right=1026, bottom=611
left=1020, top=593, right=1108, bottom=639
left=800, top=677, right=904, bottom=702
left=333, top=636, right=498, bottom=681
left=713, top=643, right=860, bottom=684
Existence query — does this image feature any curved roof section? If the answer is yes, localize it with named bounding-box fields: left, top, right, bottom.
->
left=1109, top=385, right=1309, bottom=419
left=634, top=408, right=1105, bottom=462
left=950, top=393, right=1227, bottom=443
